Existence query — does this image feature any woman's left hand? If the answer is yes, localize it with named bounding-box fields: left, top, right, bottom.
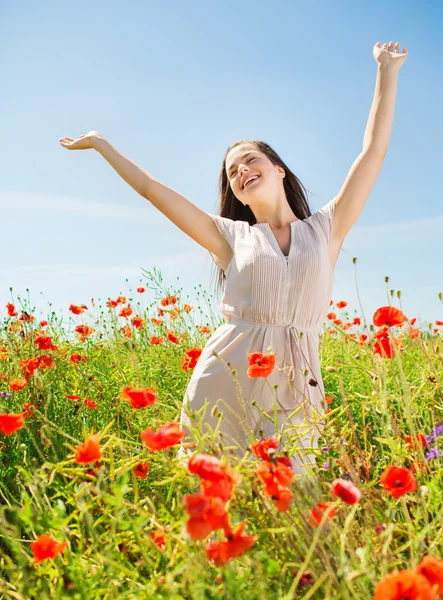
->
left=373, top=41, right=408, bottom=69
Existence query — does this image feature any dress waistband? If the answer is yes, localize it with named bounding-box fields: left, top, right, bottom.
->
left=227, top=316, right=319, bottom=333
left=226, top=316, right=319, bottom=382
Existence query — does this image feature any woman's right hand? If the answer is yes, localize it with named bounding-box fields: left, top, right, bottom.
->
left=59, top=130, right=104, bottom=150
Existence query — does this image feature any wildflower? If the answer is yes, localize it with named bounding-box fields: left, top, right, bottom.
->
left=274, top=487, right=293, bottom=512
left=183, top=493, right=231, bottom=540
left=69, top=303, right=88, bottom=315
left=150, top=529, right=166, bottom=550
left=256, top=459, right=294, bottom=497
left=120, top=385, right=157, bottom=409
left=379, top=466, right=417, bottom=499
left=405, top=433, right=427, bottom=450
left=247, top=352, right=276, bottom=378
left=426, top=423, right=443, bottom=445
left=205, top=521, right=257, bottom=566
left=291, top=570, right=315, bottom=588
left=74, top=434, right=103, bottom=464
left=374, top=569, right=434, bottom=600
left=309, top=501, right=337, bottom=527
left=187, top=453, right=225, bottom=481
left=416, top=555, right=443, bottom=595
left=140, top=421, right=185, bottom=451
left=133, top=462, right=150, bottom=479
left=9, top=378, right=28, bottom=391
left=69, top=353, right=88, bottom=364
left=0, top=391, right=12, bottom=399
left=425, top=446, right=441, bottom=461
left=200, top=463, right=242, bottom=503
left=131, top=316, right=144, bottom=329
left=75, top=324, right=93, bottom=341
left=6, top=303, right=17, bottom=316
left=34, top=335, right=57, bottom=351
left=0, top=413, right=25, bottom=436
left=331, top=479, right=361, bottom=505
left=83, top=398, right=98, bottom=408
left=250, top=437, right=279, bottom=461
left=31, top=534, right=67, bottom=564
left=373, top=306, right=407, bottom=328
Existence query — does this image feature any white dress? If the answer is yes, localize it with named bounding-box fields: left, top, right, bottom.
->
left=178, top=197, right=337, bottom=473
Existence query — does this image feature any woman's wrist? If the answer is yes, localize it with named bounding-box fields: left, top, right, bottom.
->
left=91, top=134, right=108, bottom=152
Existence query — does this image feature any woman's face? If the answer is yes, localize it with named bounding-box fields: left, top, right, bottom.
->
left=225, top=144, right=284, bottom=206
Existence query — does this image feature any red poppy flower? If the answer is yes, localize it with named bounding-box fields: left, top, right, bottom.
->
left=74, top=434, right=103, bottom=464
left=6, top=302, right=16, bottom=316
left=149, top=529, right=166, bottom=550
left=205, top=521, right=257, bottom=566
left=183, top=493, right=231, bottom=540
left=405, top=434, right=427, bottom=450
left=120, top=385, right=157, bottom=409
left=131, top=316, right=145, bottom=329
left=33, top=334, right=58, bottom=351
left=0, top=413, right=25, bottom=436
left=69, top=303, right=88, bottom=315
left=380, top=466, right=417, bottom=499
left=274, top=487, right=293, bottom=512
left=9, top=379, right=28, bottom=391
left=256, top=459, right=294, bottom=496
left=416, top=555, right=443, bottom=595
left=140, top=421, right=185, bottom=451
left=83, top=398, right=98, bottom=408
left=119, top=306, right=133, bottom=318
left=331, top=479, right=361, bottom=505
left=133, top=462, right=150, bottom=479
left=247, top=352, right=276, bottom=378
left=374, top=569, right=434, bottom=600
left=373, top=306, right=407, bottom=328
left=69, top=354, right=88, bottom=364
left=250, top=437, right=279, bottom=461
left=199, top=463, right=242, bottom=503
left=187, top=453, right=225, bottom=481
left=31, top=534, right=67, bottom=564
left=309, top=501, right=337, bottom=527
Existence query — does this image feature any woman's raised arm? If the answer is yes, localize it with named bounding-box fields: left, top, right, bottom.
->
left=58, top=131, right=232, bottom=269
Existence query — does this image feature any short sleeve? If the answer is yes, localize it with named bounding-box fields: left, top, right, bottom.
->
left=207, top=213, right=238, bottom=271
left=310, top=197, right=336, bottom=242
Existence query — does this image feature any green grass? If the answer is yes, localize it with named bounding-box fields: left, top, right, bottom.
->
left=0, top=272, right=442, bottom=600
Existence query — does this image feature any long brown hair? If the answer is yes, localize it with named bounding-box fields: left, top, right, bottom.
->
left=209, top=140, right=314, bottom=298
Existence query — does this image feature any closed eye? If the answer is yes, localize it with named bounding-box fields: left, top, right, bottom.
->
left=230, top=157, right=255, bottom=178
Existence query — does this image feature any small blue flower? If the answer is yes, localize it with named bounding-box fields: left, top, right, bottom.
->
left=341, top=472, right=352, bottom=480
left=426, top=423, right=443, bottom=445
left=322, top=461, right=330, bottom=469
left=425, top=446, right=441, bottom=461
left=321, top=446, right=329, bottom=454
left=0, top=391, right=12, bottom=399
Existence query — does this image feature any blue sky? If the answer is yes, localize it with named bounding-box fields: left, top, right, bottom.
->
left=1, top=1, right=442, bottom=332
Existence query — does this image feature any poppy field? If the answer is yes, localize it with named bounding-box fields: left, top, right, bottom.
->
left=0, top=268, right=442, bottom=599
